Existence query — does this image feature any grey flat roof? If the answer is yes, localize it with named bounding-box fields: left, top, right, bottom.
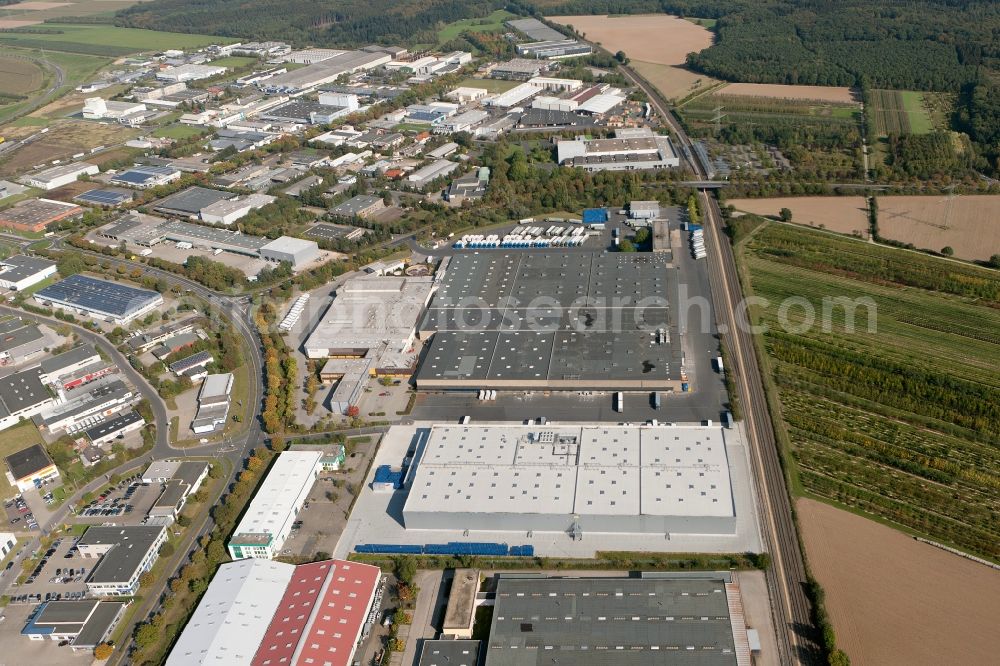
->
left=416, top=252, right=682, bottom=386
left=80, top=525, right=165, bottom=584
left=85, top=410, right=144, bottom=442
left=419, top=640, right=482, bottom=666
left=34, top=599, right=98, bottom=625
left=0, top=322, right=42, bottom=353
left=175, top=461, right=208, bottom=487
left=486, top=576, right=740, bottom=666
left=5, top=443, right=53, bottom=481
left=0, top=255, right=56, bottom=282
left=0, top=367, right=50, bottom=415
left=73, top=601, right=125, bottom=647
left=506, top=18, right=566, bottom=42
left=153, top=186, right=233, bottom=215
left=331, top=194, right=383, bottom=217
left=40, top=343, right=98, bottom=375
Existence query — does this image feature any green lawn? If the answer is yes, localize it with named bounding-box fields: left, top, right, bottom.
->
left=0, top=24, right=234, bottom=57
left=152, top=124, right=207, bottom=140
left=16, top=274, right=57, bottom=298
left=0, top=421, right=45, bottom=500
left=899, top=90, right=934, bottom=134
left=684, top=17, right=718, bottom=28
left=438, top=9, right=516, bottom=44
left=208, top=56, right=258, bottom=69
left=453, top=76, right=521, bottom=93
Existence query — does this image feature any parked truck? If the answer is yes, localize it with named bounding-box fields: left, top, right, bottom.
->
left=614, top=392, right=624, bottom=412
left=651, top=392, right=661, bottom=409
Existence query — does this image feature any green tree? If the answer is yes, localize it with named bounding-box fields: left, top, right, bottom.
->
left=394, top=556, right=417, bottom=585
left=618, top=238, right=636, bottom=252
left=941, top=246, right=954, bottom=256
left=779, top=207, right=793, bottom=222
left=57, top=254, right=86, bottom=277
left=134, top=620, right=160, bottom=649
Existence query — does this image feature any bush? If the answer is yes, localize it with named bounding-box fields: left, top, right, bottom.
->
left=159, top=542, right=175, bottom=558
left=93, top=643, right=114, bottom=660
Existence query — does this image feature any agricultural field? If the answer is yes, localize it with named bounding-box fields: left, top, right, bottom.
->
left=739, top=222, right=1000, bottom=562
left=0, top=118, right=139, bottom=177
left=548, top=14, right=719, bottom=100
left=728, top=197, right=870, bottom=237
left=152, top=123, right=207, bottom=140
left=799, top=499, right=1000, bottom=666
left=718, top=83, right=857, bottom=104
left=0, top=23, right=233, bottom=56
left=869, top=89, right=934, bottom=135
left=0, top=0, right=143, bottom=25
left=437, top=9, right=516, bottom=45
left=0, top=54, right=44, bottom=97
left=876, top=195, right=1000, bottom=261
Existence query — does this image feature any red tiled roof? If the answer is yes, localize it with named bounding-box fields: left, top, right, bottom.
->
left=252, top=560, right=381, bottom=666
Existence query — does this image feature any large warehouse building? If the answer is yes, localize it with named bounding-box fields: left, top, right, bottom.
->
left=34, top=274, right=163, bottom=325
left=228, top=451, right=322, bottom=559
left=401, top=424, right=736, bottom=536
left=416, top=252, right=683, bottom=391
left=557, top=128, right=680, bottom=172
left=485, top=572, right=752, bottom=666
left=166, top=557, right=381, bottom=666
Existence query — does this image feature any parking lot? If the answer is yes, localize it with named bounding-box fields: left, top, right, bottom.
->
left=0, top=602, right=94, bottom=666
left=10, top=536, right=90, bottom=604
left=75, top=474, right=157, bottom=525
left=280, top=438, right=381, bottom=559
left=4, top=494, right=38, bottom=532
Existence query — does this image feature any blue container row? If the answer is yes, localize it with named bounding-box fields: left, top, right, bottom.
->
left=355, top=542, right=535, bottom=557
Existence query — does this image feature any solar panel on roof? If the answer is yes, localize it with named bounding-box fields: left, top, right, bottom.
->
left=76, top=190, right=132, bottom=206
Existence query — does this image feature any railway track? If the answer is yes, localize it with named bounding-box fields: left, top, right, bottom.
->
left=619, top=64, right=821, bottom=664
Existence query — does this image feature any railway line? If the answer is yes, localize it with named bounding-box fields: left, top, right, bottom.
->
left=619, top=64, right=821, bottom=664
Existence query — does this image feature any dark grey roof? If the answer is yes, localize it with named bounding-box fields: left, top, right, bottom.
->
left=153, top=478, right=187, bottom=510
left=331, top=194, right=383, bottom=217
left=40, top=344, right=99, bottom=375
left=5, top=443, right=54, bottom=481
left=168, top=350, right=212, bottom=373
left=175, top=461, right=208, bottom=487
left=485, top=576, right=739, bottom=666
left=32, top=599, right=98, bottom=627
left=85, top=410, right=144, bottom=442
left=0, top=255, right=56, bottom=282
left=0, top=322, right=43, bottom=353
left=418, top=640, right=482, bottom=666
left=73, top=601, right=125, bottom=647
left=0, top=367, right=51, bottom=414
left=80, top=526, right=165, bottom=584
left=152, top=186, right=232, bottom=215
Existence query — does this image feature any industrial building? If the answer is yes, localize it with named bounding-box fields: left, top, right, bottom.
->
left=489, top=59, right=548, bottom=81
left=0, top=318, right=44, bottom=364
left=260, top=50, right=390, bottom=94
left=407, top=159, right=459, bottom=188
left=260, top=98, right=357, bottom=125
left=517, top=39, right=592, bottom=59
left=109, top=164, right=182, bottom=189
left=38, top=344, right=101, bottom=384
left=557, top=128, right=680, bottom=172
left=127, top=317, right=197, bottom=353
left=259, top=236, right=320, bottom=269
left=0, top=531, right=16, bottom=558
left=35, top=378, right=136, bottom=434
left=200, top=193, right=275, bottom=225
left=485, top=573, right=752, bottom=666
left=507, top=18, right=568, bottom=42
left=484, top=82, right=541, bottom=108
left=228, top=450, right=323, bottom=559
left=418, top=640, right=481, bottom=666
left=21, top=599, right=127, bottom=651
left=416, top=252, right=682, bottom=391
left=21, top=162, right=99, bottom=190
left=630, top=200, right=661, bottom=219
left=192, top=372, right=233, bottom=434
left=445, top=168, right=490, bottom=203
left=156, top=64, right=227, bottom=82
left=304, top=273, right=435, bottom=374
left=82, top=97, right=147, bottom=121
left=401, top=424, right=735, bottom=536
left=35, top=274, right=163, bottom=325
left=152, top=186, right=234, bottom=218
left=147, top=460, right=208, bottom=524
left=0, top=198, right=82, bottom=233
left=330, top=194, right=386, bottom=219
left=446, top=86, right=488, bottom=103
left=75, top=188, right=135, bottom=207
left=77, top=525, right=167, bottom=596
left=166, top=558, right=381, bottom=666
left=0, top=255, right=55, bottom=291
left=0, top=367, right=57, bottom=432
left=101, top=213, right=268, bottom=256
left=443, top=568, right=479, bottom=638
left=4, top=443, right=59, bottom=492
left=85, top=410, right=145, bottom=447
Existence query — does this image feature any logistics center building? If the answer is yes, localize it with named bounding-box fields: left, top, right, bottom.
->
left=402, top=424, right=736, bottom=537
left=416, top=252, right=683, bottom=391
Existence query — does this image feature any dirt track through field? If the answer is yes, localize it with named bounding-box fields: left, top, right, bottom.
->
left=798, top=499, right=1000, bottom=666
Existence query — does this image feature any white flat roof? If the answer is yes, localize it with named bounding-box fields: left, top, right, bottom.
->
left=230, top=451, right=322, bottom=538
left=166, top=559, right=294, bottom=666
left=304, top=274, right=434, bottom=354
left=405, top=424, right=733, bottom=518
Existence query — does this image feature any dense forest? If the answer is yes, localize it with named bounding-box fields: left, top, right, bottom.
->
left=116, top=0, right=528, bottom=46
